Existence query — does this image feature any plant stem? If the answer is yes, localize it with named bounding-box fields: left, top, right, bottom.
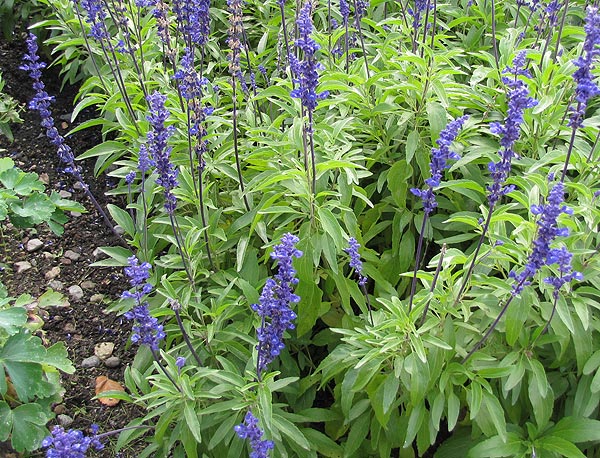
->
left=408, top=213, right=429, bottom=312
left=150, top=347, right=182, bottom=393
left=419, top=243, right=446, bottom=327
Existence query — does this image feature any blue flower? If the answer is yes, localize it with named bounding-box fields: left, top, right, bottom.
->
left=21, top=33, right=82, bottom=180
left=290, top=2, right=329, bottom=115
left=146, top=92, right=177, bottom=214
left=410, top=115, right=468, bottom=215
left=125, top=304, right=166, bottom=351
left=42, top=425, right=103, bottom=458
left=252, top=234, right=302, bottom=375
left=345, top=237, right=367, bottom=286
left=569, top=6, right=600, bottom=129
left=235, top=411, right=274, bottom=458
left=487, top=52, right=537, bottom=207
left=75, top=0, right=110, bottom=41
left=510, top=181, right=575, bottom=295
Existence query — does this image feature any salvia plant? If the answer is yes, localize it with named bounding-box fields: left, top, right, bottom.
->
left=7, top=0, right=600, bottom=455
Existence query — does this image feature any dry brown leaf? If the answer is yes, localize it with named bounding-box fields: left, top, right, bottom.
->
left=95, top=375, right=124, bottom=406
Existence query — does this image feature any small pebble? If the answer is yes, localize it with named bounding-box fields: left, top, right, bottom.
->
left=90, top=294, right=104, bottom=303
left=68, top=285, right=84, bottom=301
left=26, top=238, right=44, bottom=252
left=60, top=258, right=72, bottom=265
left=104, top=356, right=121, bottom=368
left=73, top=182, right=84, bottom=190
left=70, top=211, right=82, bottom=218
left=57, top=415, right=73, bottom=428
left=39, top=173, right=50, bottom=184
left=92, top=247, right=104, bottom=258
left=43, top=251, right=54, bottom=259
left=94, top=342, right=115, bottom=360
left=114, top=225, right=125, bottom=236
left=14, top=261, right=32, bottom=273
left=45, top=266, right=61, bottom=280
left=58, top=190, right=72, bottom=198
left=81, top=280, right=96, bottom=290
left=48, top=280, right=64, bottom=291
left=64, top=250, right=80, bottom=261
left=53, top=404, right=66, bottom=415
left=81, top=355, right=101, bottom=368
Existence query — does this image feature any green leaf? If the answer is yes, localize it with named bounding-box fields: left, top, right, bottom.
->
left=6, top=402, right=52, bottom=452
left=302, top=428, right=343, bottom=458
left=550, top=417, right=600, bottom=443
left=0, top=157, right=14, bottom=173
left=427, top=101, right=447, bottom=143
left=467, top=433, right=524, bottom=457
left=107, top=204, right=135, bottom=237
left=0, top=307, right=27, bottom=335
left=184, top=401, right=202, bottom=444
left=272, top=413, right=310, bottom=450
left=536, top=436, right=586, bottom=458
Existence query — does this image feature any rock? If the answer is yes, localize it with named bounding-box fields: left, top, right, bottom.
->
left=92, top=247, right=104, bottom=258
left=53, top=404, right=66, bottom=415
left=90, top=294, right=104, bottom=303
left=48, top=280, right=64, bottom=291
left=57, top=414, right=73, bottom=428
left=45, top=266, right=61, bottom=280
left=26, top=238, right=44, bottom=252
left=70, top=211, right=82, bottom=217
left=58, top=190, right=72, bottom=198
left=94, top=342, right=115, bottom=360
left=81, top=356, right=101, bottom=368
left=114, top=225, right=125, bottom=236
left=73, top=181, right=84, bottom=190
left=81, top=280, right=96, bottom=290
left=104, top=356, right=121, bottom=368
left=64, top=250, right=80, bottom=261
left=14, top=261, right=32, bottom=273
left=43, top=251, right=54, bottom=259
left=67, top=285, right=84, bottom=301
left=39, top=172, right=49, bottom=184
left=60, top=258, right=72, bottom=265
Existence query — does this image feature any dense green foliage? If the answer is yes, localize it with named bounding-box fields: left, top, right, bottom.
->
left=17, top=0, right=600, bottom=456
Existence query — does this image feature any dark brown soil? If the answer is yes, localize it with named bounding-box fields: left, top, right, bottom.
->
left=0, top=34, right=145, bottom=457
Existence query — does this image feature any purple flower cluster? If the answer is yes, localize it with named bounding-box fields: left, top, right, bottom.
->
left=487, top=52, right=537, bottom=206
left=569, top=6, right=600, bottom=129
left=235, top=411, right=274, bottom=458
left=42, top=425, right=103, bottom=458
left=75, top=0, right=109, bottom=41
left=345, top=237, right=367, bottom=286
left=408, top=0, right=428, bottom=30
left=411, top=115, right=468, bottom=215
left=290, top=2, right=329, bottom=114
left=20, top=34, right=81, bottom=179
left=340, top=0, right=350, bottom=25
left=122, top=256, right=165, bottom=351
left=510, top=181, right=581, bottom=295
left=252, top=234, right=302, bottom=374
left=172, top=0, right=211, bottom=46
left=174, top=50, right=211, bottom=169
left=146, top=92, right=178, bottom=214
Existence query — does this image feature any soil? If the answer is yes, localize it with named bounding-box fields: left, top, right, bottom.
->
left=0, top=34, right=145, bottom=457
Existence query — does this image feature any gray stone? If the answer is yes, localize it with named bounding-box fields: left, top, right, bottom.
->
left=94, top=342, right=115, bottom=360
left=57, top=414, right=73, bottom=428
left=58, top=190, right=72, bottom=198
left=92, top=247, right=104, bottom=258
left=45, top=266, right=60, bottom=280
left=104, top=356, right=121, bottom=368
left=90, top=294, right=104, bottom=303
left=67, top=285, right=84, bottom=301
left=81, top=355, right=101, bottom=368
left=14, top=261, right=32, bottom=273
left=26, top=238, right=44, bottom=252
left=63, top=250, right=80, bottom=261
left=48, top=280, right=64, bottom=291
left=81, top=280, right=96, bottom=290
left=73, top=181, right=84, bottom=190
left=70, top=211, right=82, bottom=218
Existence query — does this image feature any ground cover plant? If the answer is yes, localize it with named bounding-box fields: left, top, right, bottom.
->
left=4, top=0, right=600, bottom=455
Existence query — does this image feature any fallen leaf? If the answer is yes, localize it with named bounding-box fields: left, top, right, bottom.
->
left=95, top=375, right=124, bottom=406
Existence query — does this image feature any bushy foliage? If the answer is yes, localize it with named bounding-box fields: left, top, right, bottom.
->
left=20, top=0, right=600, bottom=456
